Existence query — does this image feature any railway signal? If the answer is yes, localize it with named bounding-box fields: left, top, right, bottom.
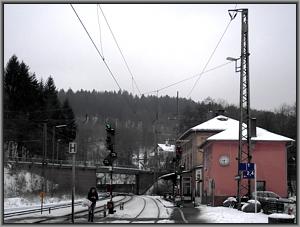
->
left=107, top=201, right=115, bottom=214
left=103, top=123, right=117, bottom=214
left=106, top=124, right=115, bottom=152
left=175, top=145, right=182, bottom=161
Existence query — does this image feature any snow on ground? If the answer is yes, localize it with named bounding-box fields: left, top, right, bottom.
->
left=4, top=166, right=46, bottom=197
left=107, top=196, right=145, bottom=221
left=154, top=196, right=174, bottom=218
left=5, top=196, right=125, bottom=223
left=4, top=196, right=86, bottom=211
left=197, top=205, right=269, bottom=223
left=101, top=196, right=174, bottom=223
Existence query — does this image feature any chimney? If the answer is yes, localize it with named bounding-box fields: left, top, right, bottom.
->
left=207, top=110, right=214, bottom=120
left=251, top=118, right=257, bottom=137
left=215, top=109, right=225, bottom=116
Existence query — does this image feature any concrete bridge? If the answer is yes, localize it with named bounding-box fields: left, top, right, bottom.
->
left=4, top=158, right=167, bottom=195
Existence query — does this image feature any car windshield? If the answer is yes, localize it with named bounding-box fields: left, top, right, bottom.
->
left=267, top=192, right=280, bottom=198
left=253, top=192, right=263, bottom=197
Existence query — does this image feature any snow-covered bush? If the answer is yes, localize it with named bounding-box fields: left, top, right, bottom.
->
left=247, top=199, right=261, bottom=205
left=223, top=197, right=237, bottom=208
left=241, top=200, right=261, bottom=213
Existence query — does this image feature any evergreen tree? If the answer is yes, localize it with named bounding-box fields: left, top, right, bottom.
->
left=4, top=55, right=77, bottom=160
left=61, top=99, right=77, bottom=142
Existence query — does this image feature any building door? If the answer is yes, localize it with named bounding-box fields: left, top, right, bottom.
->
left=195, top=169, right=202, bottom=205
left=183, top=177, right=191, bottom=201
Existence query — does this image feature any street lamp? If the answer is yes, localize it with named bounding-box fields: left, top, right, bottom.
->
left=226, top=56, right=241, bottom=73
left=52, top=125, right=67, bottom=164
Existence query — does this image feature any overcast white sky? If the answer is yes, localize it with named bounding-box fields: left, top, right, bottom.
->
left=4, top=3, right=296, bottom=111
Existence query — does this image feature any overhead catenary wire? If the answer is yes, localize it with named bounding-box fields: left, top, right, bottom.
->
left=142, top=61, right=233, bottom=95
left=70, top=4, right=122, bottom=91
left=98, top=4, right=142, bottom=96
left=187, top=17, right=235, bottom=98
left=70, top=4, right=144, bottom=120
left=96, top=4, right=104, bottom=58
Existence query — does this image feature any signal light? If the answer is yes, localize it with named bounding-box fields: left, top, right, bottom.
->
left=111, top=152, right=117, bottom=159
left=179, top=164, right=185, bottom=173
left=106, top=123, right=115, bottom=152
left=103, top=123, right=117, bottom=166
left=106, top=124, right=115, bottom=135
left=176, top=145, right=182, bottom=160
left=107, top=201, right=115, bottom=214
left=103, top=158, right=111, bottom=166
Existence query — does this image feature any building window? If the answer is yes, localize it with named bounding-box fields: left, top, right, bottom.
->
left=257, top=181, right=266, bottom=191
left=183, top=177, right=191, bottom=196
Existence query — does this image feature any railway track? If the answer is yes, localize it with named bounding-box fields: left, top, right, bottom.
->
left=129, top=197, right=147, bottom=223
left=34, top=195, right=133, bottom=223
left=149, top=197, right=161, bottom=223
left=4, top=195, right=168, bottom=224
left=128, top=196, right=161, bottom=223
left=4, top=201, right=82, bottom=218
left=3, top=195, right=127, bottom=223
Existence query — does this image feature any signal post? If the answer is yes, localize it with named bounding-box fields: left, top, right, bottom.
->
left=103, top=123, right=117, bottom=214
left=69, top=142, right=77, bottom=223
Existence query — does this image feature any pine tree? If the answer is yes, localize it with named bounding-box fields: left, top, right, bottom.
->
left=4, top=56, right=42, bottom=157
left=4, top=56, right=77, bottom=160
left=61, top=99, right=77, bottom=143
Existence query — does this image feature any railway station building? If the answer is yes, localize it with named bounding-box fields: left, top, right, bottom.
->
left=177, top=114, right=294, bottom=206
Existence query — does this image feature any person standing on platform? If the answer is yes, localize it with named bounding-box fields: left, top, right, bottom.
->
left=87, top=187, right=99, bottom=222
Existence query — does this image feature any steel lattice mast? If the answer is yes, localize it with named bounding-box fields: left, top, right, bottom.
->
left=229, top=8, right=252, bottom=209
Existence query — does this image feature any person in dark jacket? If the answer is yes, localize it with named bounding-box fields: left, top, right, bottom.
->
left=87, top=187, right=99, bottom=222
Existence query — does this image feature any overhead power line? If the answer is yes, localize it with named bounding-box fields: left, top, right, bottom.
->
left=98, top=4, right=142, bottom=96
left=142, top=61, right=233, bottom=95
left=70, top=4, right=122, bottom=91
left=96, top=4, right=104, bottom=57
left=187, top=13, right=236, bottom=98
left=70, top=4, right=143, bottom=119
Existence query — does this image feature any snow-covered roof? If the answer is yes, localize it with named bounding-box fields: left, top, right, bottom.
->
left=207, top=123, right=294, bottom=142
left=179, top=115, right=238, bottom=139
left=180, top=115, right=293, bottom=142
left=191, top=115, right=239, bottom=131
left=157, top=143, right=175, bottom=152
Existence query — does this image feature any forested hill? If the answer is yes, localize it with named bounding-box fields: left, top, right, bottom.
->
left=4, top=54, right=295, bottom=167
left=58, top=89, right=296, bottom=164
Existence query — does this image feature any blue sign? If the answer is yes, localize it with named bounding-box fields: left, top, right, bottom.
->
left=239, top=163, right=255, bottom=179
left=239, top=163, right=254, bottom=171
left=242, top=169, right=255, bottom=179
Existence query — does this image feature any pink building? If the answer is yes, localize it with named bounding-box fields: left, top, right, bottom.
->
left=178, top=115, right=293, bottom=206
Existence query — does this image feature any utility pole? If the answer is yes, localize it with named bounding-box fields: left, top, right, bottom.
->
left=153, top=90, right=159, bottom=195
left=103, top=123, right=117, bottom=214
left=41, top=122, right=47, bottom=214
left=176, top=91, right=179, bottom=138
left=56, top=140, right=60, bottom=164
left=42, top=122, right=47, bottom=193
left=69, top=142, right=77, bottom=223
left=228, top=8, right=252, bottom=209
left=52, top=126, right=55, bottom=164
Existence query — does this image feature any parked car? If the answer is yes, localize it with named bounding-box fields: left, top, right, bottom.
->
left=251, top=191, right=295, bottom=214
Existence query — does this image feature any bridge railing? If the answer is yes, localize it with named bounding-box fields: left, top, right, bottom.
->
left=4, top=156, right=151, bottom=170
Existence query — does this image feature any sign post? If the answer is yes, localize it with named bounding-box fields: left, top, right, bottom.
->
left=69, top=142, right=77, bottom=223
left=40, top=192, right=45, bottom=214
left=254, top=164, right=257, bottom=213
left=238, top=162, right=256, bottom=210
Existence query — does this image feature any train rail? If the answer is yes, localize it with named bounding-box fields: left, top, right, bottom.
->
left=34, top=195, right=133, bottom=223
left=4, top=195, right=168, bottom=224
left=4, top=201, right=82, bottom=218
